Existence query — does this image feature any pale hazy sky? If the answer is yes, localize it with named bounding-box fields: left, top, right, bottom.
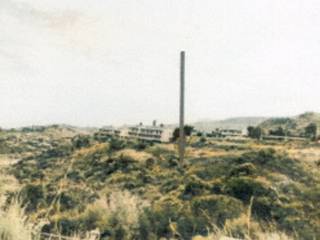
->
left=1, top=0, right=320, bottom=128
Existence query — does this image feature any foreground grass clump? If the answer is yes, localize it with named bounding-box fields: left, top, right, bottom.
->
left=48, top=190, right=149, bottom=239
left=0, top=201, right=104, bottom=240
left=0, top=201, right=39, bottom=240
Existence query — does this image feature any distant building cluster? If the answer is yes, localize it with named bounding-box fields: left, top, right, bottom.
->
left=97, top=121, right=174, bottom=143
left=211, top=129, right=243, bottom=138
left=194, top=128, right=245, bottom=139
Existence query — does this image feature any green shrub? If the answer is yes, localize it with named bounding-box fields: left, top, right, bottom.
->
left=238, top=148, right=277, bottom=165
left=146, top=146, right=175, bottom=158
left=209, top=179, right=223, bottom=194
left=39, top=144, right=73, bottom=159
left=145, top=158, right=156, bottom=168
left=191, top=195, right=243, bottom=227
left=108, top=172, right=144, bottom=190
left=252, top=196, right=274, bottom=220
left=113, top=155, right=138, bottom=173
left=72, top=135, right=91, bottom=149
left=141, top=198, right=183, bottom=238
left=66, top=170, right=84, bottom=183
left=160, top=177, right=181, bottom=193
left=132, top=141, right=153, bottom=151
left=224, top=177, right=277, bottom=203
left=20, top=184, right=46, bottom=212
left=80, top=205, right=108, bottom=232
left=229, top=163, right=257, bottom=177
left=109, top=138, right=126, bottom=152
left=181, top=175, right=210, bottom=200
left=55, top=218, right=80, bottom=236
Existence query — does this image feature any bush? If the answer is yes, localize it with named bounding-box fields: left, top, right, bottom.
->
left=146, top=146, right=175, bottom=158
left=20, top=184, right=46, bottom=212
left=191, top=195, right=243, bottom=227
left=54, top=191, right=149, bottom=239
left=39, top=144, right=72, bottom=159
left=140, top=197, right=184, bottom=238
left=252, top=196, right=274, bottom=220
left=160, top=177, right=181, bottom=194
left=109, top=138, right=126, bottom=152
left=238, top=148, right=277, bottom=165
left=238, top=149, right=313, bottom=183
left=224, top=177, right=276, bottom=203
left=229, top=163, right=257, bottom=177
left=180, top=175, right=210, bottom=200
left=113, top=155, right=138, bottom=173
left=209, top=179, right=223, bottom=194
left=132, top=141, right=153, bottom=151
left=66, top=170, right=84, bottom=183
left=72, top=135, right=91, bottom=149
left=108, top=172, right=144, bottom=190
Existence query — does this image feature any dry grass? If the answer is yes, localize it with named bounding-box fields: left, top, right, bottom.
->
left=100, top=190, right=149, bottom=229
left=0, top=201, right=99, bottom=240
left=0, top=155, right=20, bottom=206
left=192, top=232, right=293, bottom=240
left=74, top=143, right=108, bottom=157
left=287, top=147, right=320, bottom=162
left=192, top=196, right=294, bottom=240
left=0, top=153, right=98, bottom=240
left=189, top=147, right=240, bottom=158
left=0, top=201, right=45, bottom=240
left=115, top=149, right=153, bottom=162
left=197, top=138, right=320, bottom=164
left=2, top=136, right=318, bottom=239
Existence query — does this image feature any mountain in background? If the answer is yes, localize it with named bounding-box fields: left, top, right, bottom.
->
left=192, top=117, right=268, bottom=132
left=258, top=112, right=320, bottom=136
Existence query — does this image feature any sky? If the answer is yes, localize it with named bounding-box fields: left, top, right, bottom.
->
left=1, top=0, right=320, bottom=128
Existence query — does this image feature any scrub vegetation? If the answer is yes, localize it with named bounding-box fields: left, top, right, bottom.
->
left=0, top=125, right=319, bottom=239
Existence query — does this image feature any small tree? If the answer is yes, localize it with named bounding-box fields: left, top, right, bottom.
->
left=109, top=138, right=125, bottom=151
left=72, top=135, right=91, bottom=149
left=172, top=125, right=194, bottom=142
left=247, top=126, right=263, bottom=140
left=305, top=123, right=317, bottom=140
left=247, top=126, right=254, bottom=137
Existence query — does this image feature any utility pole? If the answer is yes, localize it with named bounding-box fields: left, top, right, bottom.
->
left=179, top=51, right=185, bottom=166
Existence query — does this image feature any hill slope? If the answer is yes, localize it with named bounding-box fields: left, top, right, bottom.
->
left=259, top=112, right=320, bottom=136
left=193, top=117, right=267, bottom=132
left=1, top=124, right=320, bottom=239
left=3, top=127, right=319, bottom=239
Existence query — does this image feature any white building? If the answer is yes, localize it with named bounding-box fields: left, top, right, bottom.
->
left=126, top=121, right=173, bottom=143
left=127, top=123, right=173, bottom=143
left=99, top=121, right=173, bottom=143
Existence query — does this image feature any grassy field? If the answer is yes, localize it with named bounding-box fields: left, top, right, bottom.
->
left=0, top=127, right=319, bottom=239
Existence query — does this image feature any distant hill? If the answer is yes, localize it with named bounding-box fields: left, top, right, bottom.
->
left=3, top=124, right=97, bottom=135
left=258, top=112, right=320, bottom=137
left=193, top=117, right=267, bottom=132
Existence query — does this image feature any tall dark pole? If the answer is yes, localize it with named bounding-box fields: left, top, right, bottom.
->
left=179, top=51, right=185, bottom=166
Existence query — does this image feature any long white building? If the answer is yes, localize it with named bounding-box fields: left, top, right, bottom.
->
left=99, top=121, right=174, bottom=143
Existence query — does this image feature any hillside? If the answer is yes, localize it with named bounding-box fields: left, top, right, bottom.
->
left=193, top=117, right=267, bottom=132
left=0, top=126, right=319, bottom=239
left=259, top=112, right=320, bottom=137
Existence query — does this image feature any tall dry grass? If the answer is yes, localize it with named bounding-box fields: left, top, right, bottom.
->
left=81, top=190, right=150, bottom=238
left=0, top=201, right=100, bottom=240
left=0, top=201, right=44, bottom=240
